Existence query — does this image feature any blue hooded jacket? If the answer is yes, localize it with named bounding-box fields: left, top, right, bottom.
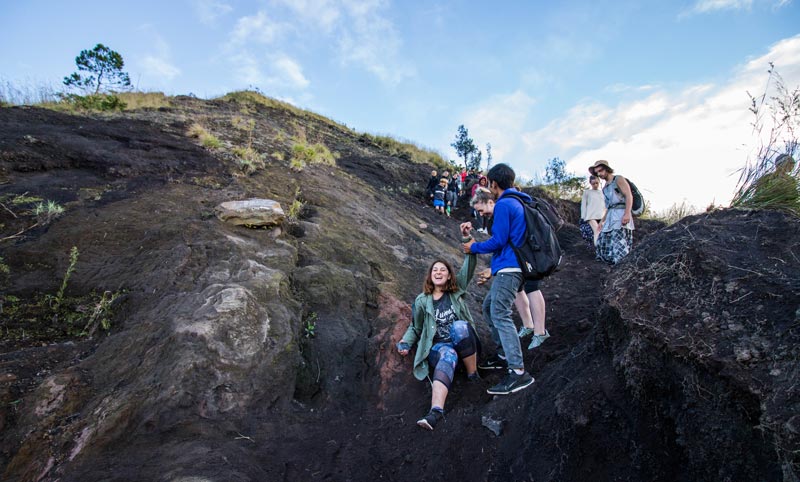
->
left=470, top=188, right=531, bottom=274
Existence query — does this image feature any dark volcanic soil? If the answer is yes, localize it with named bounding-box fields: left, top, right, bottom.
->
left=0, top=99, right=797, bottom=482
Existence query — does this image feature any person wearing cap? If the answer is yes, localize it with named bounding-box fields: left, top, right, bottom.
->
left=589, top=160, right=635, bottom=264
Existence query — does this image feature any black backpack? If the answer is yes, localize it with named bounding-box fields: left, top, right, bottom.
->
left=502, top=191, right=563, bottom=280
left=611, top=176, right=644, bottom=216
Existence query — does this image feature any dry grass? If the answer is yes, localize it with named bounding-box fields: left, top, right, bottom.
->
left=117, top=92, right=171, bottom=110
left=186, top=123, right=222, bottom=149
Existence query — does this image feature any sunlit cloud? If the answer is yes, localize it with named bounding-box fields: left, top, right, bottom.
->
left=547, top=35, right=800, bottom=212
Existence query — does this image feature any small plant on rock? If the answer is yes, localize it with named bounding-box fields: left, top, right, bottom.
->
left=303, top=312, right=317, bottom=338
left=52, top=246, right=79, bottom=310
left=33, top=200, right=64, bottom=225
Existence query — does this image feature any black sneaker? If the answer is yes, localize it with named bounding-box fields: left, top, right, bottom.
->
left=417, top=409, right=444, bottom=430
left=467, top=372, right=482, bottom=383
left=486, top=370, right=534, bottom=395
left=478, top=354, right=508, bottom=370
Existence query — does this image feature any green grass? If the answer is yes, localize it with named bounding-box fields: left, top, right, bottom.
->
left=290, top=141, right=338, bottom=169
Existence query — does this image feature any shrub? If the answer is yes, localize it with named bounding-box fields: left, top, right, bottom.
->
left=61, top=93, right=127, bottom=112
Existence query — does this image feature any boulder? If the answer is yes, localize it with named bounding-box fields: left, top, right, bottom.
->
left=215, top=199, right=285, bottom=227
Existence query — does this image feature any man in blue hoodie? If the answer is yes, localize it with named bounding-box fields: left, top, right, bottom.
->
left=462, top=163, right=535, bottom=395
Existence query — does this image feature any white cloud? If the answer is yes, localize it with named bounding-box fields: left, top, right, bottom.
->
left=691, top=0, right=754, bottom=13
left=270, top=55, right=310, bottom=89
left=141, top=56, right=180, bottom=81
left=545, top=35, right=800, bottom=212
left=135, top=26, right=181, bottom=85
left=229, top=11, right=284, bottom=46
left=271, top=0, right=413, bottom=85
left=192, top=0, right=233, bottom=25
left=462, top=91, right=536, bottom=162
left=683, top=0, right=791, bottom=15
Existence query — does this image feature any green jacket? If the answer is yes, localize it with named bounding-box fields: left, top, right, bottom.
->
left=401, top=253, right=477, bottom=380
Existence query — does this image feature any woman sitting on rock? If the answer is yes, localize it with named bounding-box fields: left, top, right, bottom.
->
left=396, top=246, right=480, bottom=431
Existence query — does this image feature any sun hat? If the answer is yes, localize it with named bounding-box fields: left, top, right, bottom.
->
left=588, top=160, right=612, bottom=176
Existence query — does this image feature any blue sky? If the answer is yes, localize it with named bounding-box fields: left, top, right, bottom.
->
left=2, top=0, right=799, bottom=211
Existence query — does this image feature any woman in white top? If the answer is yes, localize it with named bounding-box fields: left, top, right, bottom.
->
left=580, top=175, right=605, bottom=244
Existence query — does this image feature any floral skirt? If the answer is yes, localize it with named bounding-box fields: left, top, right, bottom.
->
left=596, top=228, right=633, bottom=265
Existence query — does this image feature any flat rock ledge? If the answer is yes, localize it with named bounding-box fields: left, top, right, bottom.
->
left=215, top=199, right=285, bottom=227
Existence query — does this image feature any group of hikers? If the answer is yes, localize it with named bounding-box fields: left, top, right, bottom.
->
left=402, top=160, right=639, bottom=430
left=424, top=168, right=490, bottom=232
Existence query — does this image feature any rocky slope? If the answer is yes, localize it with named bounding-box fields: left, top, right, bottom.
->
left=0, top=96, right=797, bottom=481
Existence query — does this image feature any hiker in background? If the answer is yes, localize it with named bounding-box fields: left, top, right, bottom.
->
left=447, top=172, right=461, bottom=214
left=589, top=160, right=634, bottom=264
left=580, top=175, right=605, bottom=245
left=471, top=177, right=489, bottom=233
left=462, top=163, right=535, bottom=395
left=425, top=169, right=439, bottom=201
left=397, top=248, right=480, bottom=431
left=432, top=178, right=448, bottom=215
left=470, top=189, right=549, bottom=351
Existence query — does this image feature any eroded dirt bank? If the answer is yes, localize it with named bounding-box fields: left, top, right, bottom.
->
left=0, top=101, right=797, bottom=481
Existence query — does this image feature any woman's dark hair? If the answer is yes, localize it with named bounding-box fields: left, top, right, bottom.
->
left=487, top=163, right=516, bottom=190
left=423, top=258, right=458, bottom=295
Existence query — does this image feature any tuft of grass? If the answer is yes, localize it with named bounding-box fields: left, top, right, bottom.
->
left=53, top=246, right=79, bottom=310
left=33, top=200, right=64, bottom=225
left=731, top=65, right=800, bottom=215
left=117, top=91, right=171, bottom=110
left=650, top=200, right=698, bottom=225
left=271, top=151, right=285, bottom=161
left=233, top=146, right=265, bottom=174
left=287, top=187, right=304, bottom=221
left=10, top=194, right=44, bottom=205
left=291, top=141, right=337, bottom=169
left=187, top=123, right=223, bottom=149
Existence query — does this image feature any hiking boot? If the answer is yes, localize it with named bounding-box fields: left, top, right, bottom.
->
left=528, top=330, right=551, bottom=350
left=467, top=372, right=482, bottom=383
left=416, top=408, right=444, bottom=430
left=487, top=370, right=534, bottom=395
left=517, top=327, right=534, bottom=338
left=478, top=354, right=508, bottom=370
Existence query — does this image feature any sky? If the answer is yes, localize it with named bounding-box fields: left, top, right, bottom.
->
left=2, top=0, right=800, bottom=212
